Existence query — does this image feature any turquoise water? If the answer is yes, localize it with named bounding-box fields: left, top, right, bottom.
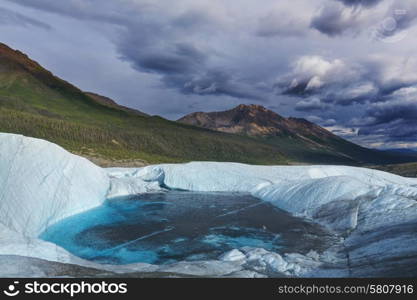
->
left=40, top=192, right=331, bottom=265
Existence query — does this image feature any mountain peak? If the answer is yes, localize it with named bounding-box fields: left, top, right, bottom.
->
left=0, top=42, right=15, bottom=53
left=178, top=104, right=342, bottom=142
left=0, top=42, right=44, bottom=72
left=177, top=105, right=384, bottom=164
left=229, top=104, right=285, bottom=121
left=235, top=104, right=267, bottom=111
left=178, top=104, right=291, bottom=136
left=1, top=42, right=47, bottom=66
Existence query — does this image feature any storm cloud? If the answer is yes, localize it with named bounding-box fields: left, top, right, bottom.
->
left=279, top=54, right=417, bottom=105
left=310, top=2, right=366, bottom=36
left=357, top=88, right=417, bottom=142
left=1, top=0, right=417, bottom=148
left=278, top=53, right=417, bottom=145
left=336, top=0, right=382, bottom=7
left=278, top=55, right=378, bottom=105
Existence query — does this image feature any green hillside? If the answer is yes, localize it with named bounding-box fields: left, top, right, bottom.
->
left=0, top=43, right=287, bottom=165
left=263, top=131, right=408, bottom=165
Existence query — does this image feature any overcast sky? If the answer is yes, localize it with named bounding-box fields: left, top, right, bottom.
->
left=1, top=0, right=416, bottom=149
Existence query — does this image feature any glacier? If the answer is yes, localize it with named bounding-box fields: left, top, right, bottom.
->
left=1, top=133, right=417, bottom=277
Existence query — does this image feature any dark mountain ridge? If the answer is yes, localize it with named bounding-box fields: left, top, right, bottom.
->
left=179, top=104, right=415, bottom=165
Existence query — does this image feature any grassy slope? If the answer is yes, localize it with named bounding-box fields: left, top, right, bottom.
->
left=0, top=46, right=287, bottom=165
left=264, top=135, right=359, bottom=165
left=370, top=162, right=417, bottom=178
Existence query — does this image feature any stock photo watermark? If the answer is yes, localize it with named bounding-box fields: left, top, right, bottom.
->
left=2, top=281, right=128, bottom=297
left=370, top=9, right=409, bottom=43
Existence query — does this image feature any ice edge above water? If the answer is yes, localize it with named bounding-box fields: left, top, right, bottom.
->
left=1, top=133, right=417, bottom=277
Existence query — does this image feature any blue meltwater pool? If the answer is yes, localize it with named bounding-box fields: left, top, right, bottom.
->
left=40, top=192, right=334, bottom=265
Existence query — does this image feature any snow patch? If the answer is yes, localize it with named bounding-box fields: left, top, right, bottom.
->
left=0, top=133, right=109, bottom=237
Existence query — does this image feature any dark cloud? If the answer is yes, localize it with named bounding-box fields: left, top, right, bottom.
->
left=356, top=88, right=417, bottom=141
left=120, top=43, right=207, bottom=75
left=336, top=0, right=382, bottom=7
left=118, top=32, right=260, bottom=100
left=277, top=56, right=380, bottom=106
left=278, top=52, right=417, bottom=146
left=295, top=98, right=329, bottom=112
left=7, top=0, right=262, bottom=101
left=359, top=120, right=417, bottom=141
left=278, top=55, right=417, bottom=110
left=311, top=4, right=352, bottom=36
left=365, top=98, right=417, bottom=125
left=3, top=0, right=131, bottom=25
left=4, top=0, right=417, bottom=148
left=0, top=6, right=51, bottom=29
left=310, top=2, right=364, bottom=36
left=312, top=1, right=412, bottom=39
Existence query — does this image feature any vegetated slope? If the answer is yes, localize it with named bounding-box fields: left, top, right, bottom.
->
left=84, top=92, right=149, bottom=117
left=0, top=43, right=287, bottom=165
left=179, top=104, right=415, bottom=165
left=370, top=162, right=417, bottom=178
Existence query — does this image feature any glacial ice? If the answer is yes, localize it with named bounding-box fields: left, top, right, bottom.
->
left=1, top=133, right=417, bottom=277
left=219, top=249, right=246, bottom=262
left=0, top=133, right=110, bottom=237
